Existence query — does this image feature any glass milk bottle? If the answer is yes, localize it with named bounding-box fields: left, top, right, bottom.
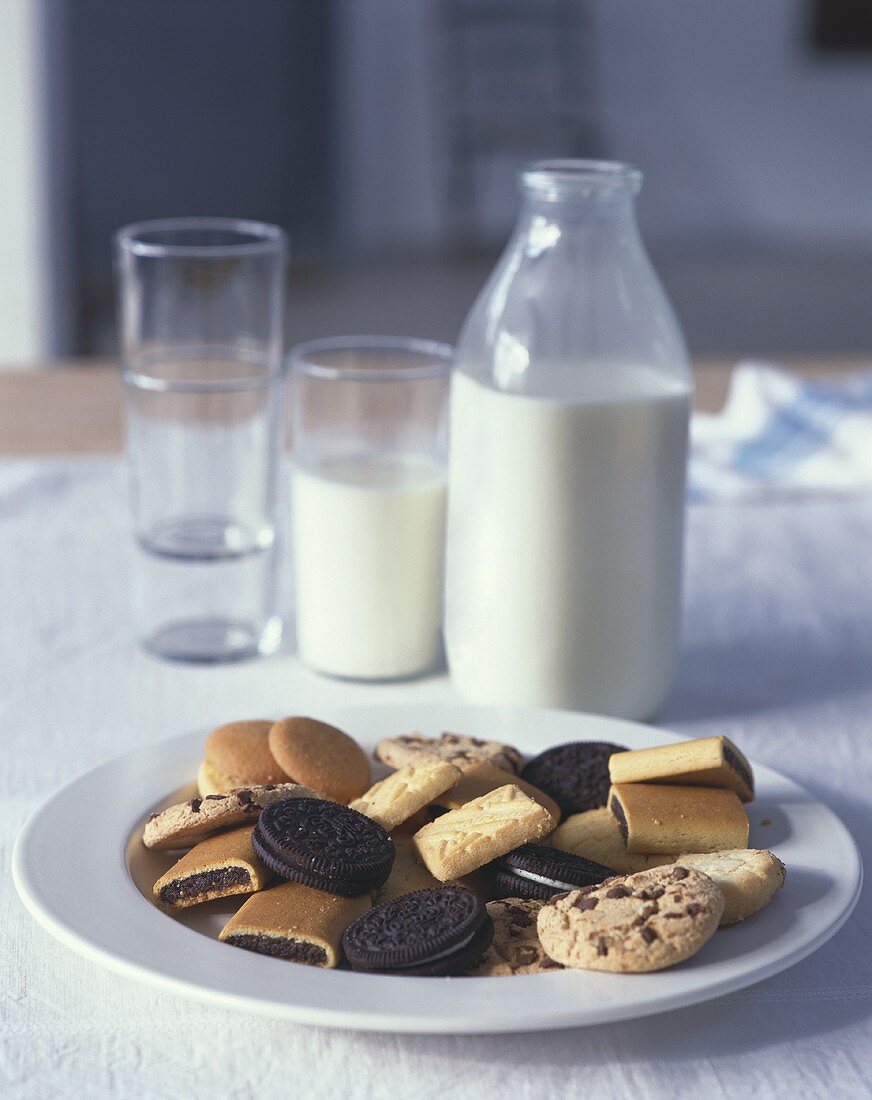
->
left=445, top=160, right=692, bottom=720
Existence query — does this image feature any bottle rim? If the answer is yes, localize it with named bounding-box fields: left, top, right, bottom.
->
left=520, top=159, right=642, bottom=199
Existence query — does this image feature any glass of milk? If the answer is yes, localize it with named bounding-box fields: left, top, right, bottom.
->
left=445, top=160, right=692, bottom=720
left=290, top=337, right=452, bottom=680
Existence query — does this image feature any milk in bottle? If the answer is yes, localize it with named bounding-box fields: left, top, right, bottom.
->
left=445, top=162, right=692, bottom=719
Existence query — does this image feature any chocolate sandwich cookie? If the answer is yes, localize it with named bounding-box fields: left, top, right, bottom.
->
left=252, top=797, right=394, bottom=897
left=486, top=843, right=615, bottom=901
left=520, top=741, right=628, bottom=818
left=342, top=886, right=494, bottom=976
left=153, top=827, right=269, bottom=911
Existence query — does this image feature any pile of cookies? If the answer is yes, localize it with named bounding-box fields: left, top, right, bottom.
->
left=142, top=720, right=786, bottom=976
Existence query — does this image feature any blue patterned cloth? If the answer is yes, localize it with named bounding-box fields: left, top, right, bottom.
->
left=690, top=362, right=872, bottom=502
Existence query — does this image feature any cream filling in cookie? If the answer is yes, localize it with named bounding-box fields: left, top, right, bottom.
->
left=510, top=868, right=577, bottom=891
left=393, top=929, right=478, bottom=968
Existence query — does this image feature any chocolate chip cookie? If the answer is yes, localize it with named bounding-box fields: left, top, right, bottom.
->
left=375, top=731, right=523, bottom=775
left=468, top=899, right=563, bottom=976
left=537, top=865, right=725, bottom=973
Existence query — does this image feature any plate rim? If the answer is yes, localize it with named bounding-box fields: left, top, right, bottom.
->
left=12, top=705, right=864, bottom=1034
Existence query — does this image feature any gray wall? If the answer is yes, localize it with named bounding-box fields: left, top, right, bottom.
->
left=69, top=0, right=332, bottom=346
left=336, top=0, right=872, bottom=251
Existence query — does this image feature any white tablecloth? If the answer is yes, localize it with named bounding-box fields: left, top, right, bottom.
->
left=2, top=459, right=870, bottom=1100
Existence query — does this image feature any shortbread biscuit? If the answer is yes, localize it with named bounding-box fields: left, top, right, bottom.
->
left=349, top=760, right=461, bottom=831
left=268, top=717, right=371, bottom=803
left=468, top=898, right=561, bottom=976
left=375, top=731, right=523, bottom=775
left=412, top=785, right=555, bottom=881
left=153, top=826, right=270, bottom=911
left=143, top=782, right=320, bottom=851
left=220, top=879, right=371, bottom=968
left=550, top=807, right=675, bottom=874
left=431, top=761, right=560, bottom=823
left=203, top=720, right=290, bottom=790
left=674, top=849, right=786, bottom=925
left=609, top=783, right=749, bottom=854
left=609, top=736, right=754, bottom=802
left=537, top=865, right=724, bottom=973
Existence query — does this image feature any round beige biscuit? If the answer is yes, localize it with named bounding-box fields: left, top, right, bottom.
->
left=197, top=759, right=237, bottom=796
left=204, top=720, right=290, bottom=787
left=673, top=849, right=786, bottom=925
left=268, top=716, right=370, bottom=803
left=550, top=806, right=675, bottom=874
left=537, top=865, right=724, bottom=973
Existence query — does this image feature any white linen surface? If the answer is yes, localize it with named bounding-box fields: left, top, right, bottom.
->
left=690, top=361, right=872, bottom=502
left=1, top=459, right=870, bottom=1100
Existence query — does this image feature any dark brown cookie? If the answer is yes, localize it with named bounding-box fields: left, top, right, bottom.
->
left=520, top=741, right=627, bottom=817
left=342, top=886, right=492, bottom=975
left=252, top=797, right=394, bottom=896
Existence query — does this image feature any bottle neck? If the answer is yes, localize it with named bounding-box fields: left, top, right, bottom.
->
left=517, top=160, right=643, bottom=242
left=516, top=190, right=642, bottom=257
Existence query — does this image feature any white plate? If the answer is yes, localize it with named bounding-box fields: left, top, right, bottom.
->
left=13, top=705, right=862, bottom=1034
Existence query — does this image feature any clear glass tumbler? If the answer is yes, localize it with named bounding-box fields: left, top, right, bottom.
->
left=114, top=218, right=287, bottom=662
left=290, top=337, right=452, bottom=680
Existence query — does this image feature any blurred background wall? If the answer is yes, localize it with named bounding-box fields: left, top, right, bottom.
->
left=2, top=0, right=872, bottom=364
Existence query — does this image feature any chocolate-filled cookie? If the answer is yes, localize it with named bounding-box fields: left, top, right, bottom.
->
left=252, top=798, right=394, bottom=897
left=486, top=843, right=615, bottom=901
left=342, top=886, right=493, bottom=976
left=521, top=741, right=627, bottom=817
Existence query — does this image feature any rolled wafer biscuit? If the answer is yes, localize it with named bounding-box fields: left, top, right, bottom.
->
left=609, top=783, right=749, bottom=855
left=431, top=761, right=560, bottom=824
left=608, top=736, right=754, bottom=802
left=413, top=784, right=555, bottom=881
left=153, top=826, right=269, bottom=911
left=219, top=880, right=371, bottom=968
left=349, top=760, right=461, bottom=831
left=550, top=807, right=675, bottom=874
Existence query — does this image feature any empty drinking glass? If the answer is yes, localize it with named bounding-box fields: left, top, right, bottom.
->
left=114, top=218, right=286, bottom=661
